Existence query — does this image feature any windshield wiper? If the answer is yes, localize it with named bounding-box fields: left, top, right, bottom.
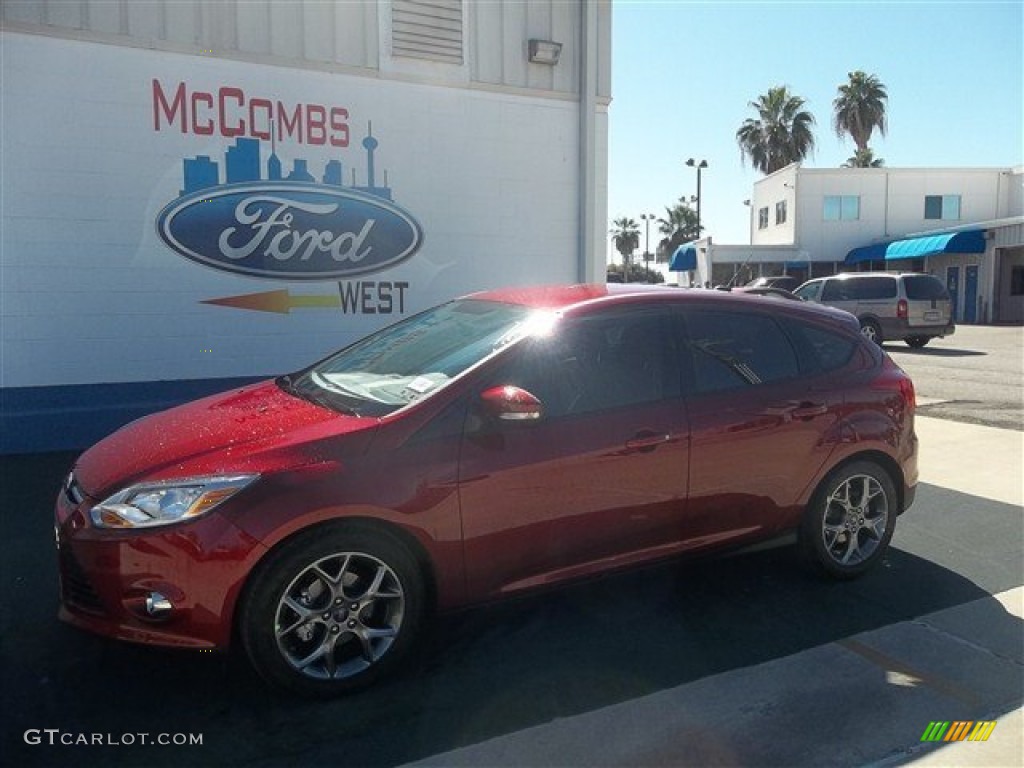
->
left=279, top=374, right=361, bottom=416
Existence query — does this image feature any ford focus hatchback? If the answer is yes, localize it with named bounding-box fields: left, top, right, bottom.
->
left=56, top=285, right=918, bottom=696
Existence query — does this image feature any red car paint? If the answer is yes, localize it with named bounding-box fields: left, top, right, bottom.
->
left=56, top=284, right=917, bottom=653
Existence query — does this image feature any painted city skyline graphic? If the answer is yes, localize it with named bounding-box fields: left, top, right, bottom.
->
left=178, top=122, right=393, bottom=201
left=156, top=122, right=424, bottom=313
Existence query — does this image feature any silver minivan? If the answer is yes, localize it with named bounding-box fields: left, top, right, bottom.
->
left=794, top=272, right=955, bottom=347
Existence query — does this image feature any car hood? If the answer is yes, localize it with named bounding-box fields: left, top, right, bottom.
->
left=73, top=380, right=378, bottom=498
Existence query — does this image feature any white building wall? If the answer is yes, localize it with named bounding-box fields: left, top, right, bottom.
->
left=0, top=1, right=612, bottom=451
left=750, top=165, right=1018, bottom=263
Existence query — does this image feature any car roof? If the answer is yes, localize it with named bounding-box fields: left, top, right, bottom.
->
left=465, top=283, right=858, bottom=329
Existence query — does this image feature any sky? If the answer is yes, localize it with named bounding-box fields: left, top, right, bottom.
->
left=607, top=0, right=1024, bottom=257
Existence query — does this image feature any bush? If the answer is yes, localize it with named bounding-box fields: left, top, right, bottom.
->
left=606, top=264, right=665, bottom=284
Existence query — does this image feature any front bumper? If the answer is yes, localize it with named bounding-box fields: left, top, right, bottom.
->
left=55, top=486, right=267, bottom=650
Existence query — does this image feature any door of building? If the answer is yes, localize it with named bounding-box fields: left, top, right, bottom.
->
left=964, top=265, right=979, bottom=323
left=946, top=266, right=961, bottom=322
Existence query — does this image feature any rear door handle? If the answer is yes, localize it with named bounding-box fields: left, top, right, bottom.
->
left=792, top=402, right=828, bottom=419
left=625, top=432, right=672, bottom=453
left=763, top=402, right=828, bottom=420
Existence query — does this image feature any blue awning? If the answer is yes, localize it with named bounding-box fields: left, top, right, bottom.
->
left=669, top=242, right=697, bottom=271
left=845, top=229, right=986, bottom=264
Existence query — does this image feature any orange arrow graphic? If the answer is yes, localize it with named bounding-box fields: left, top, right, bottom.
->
left=202, top=289, right=341, bottom=314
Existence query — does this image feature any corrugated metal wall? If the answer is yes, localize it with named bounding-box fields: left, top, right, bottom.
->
left=1, top=0, right=611, bottom=99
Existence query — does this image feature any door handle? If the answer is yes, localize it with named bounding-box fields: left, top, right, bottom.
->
left=625, top=433, right=672, bottom=453
left=791, top=402, right=828, bottom=419
left=762, top=401, right=828, bottom=421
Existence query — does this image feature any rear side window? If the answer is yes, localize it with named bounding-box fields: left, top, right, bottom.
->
left=683, top=311, right=800, bottom=393
left=903, top=275, right=950, bottom=300
left=784, top=320, right=859, bottom=373
left=822, top=277, right=897, bottom=301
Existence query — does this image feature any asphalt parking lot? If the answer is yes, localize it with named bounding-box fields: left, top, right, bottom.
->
left=1, top=326, right=1021, bottom=768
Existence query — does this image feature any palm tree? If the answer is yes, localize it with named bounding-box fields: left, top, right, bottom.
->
left=842, top=148, right=885, bottom=168
left=656, top=200, right=700, bottom=262
left=736, top=86, right=816, bottom=175
left=609, top=217, right=640, bottom=272
left=833, top=71, right=888, bottom=157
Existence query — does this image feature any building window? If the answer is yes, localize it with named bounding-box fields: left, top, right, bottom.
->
left=823, top=195, right=860, bottom=221
left=775, top=200, right=787, bottom=225
left=924, top=194, right=961, bottom=220
left=758, top=207, right=769, bottom=229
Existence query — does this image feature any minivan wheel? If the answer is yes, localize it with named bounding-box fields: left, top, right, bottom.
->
left=799, top=461, right=897, bottom=579
left=859, top=319, right=883, bottom=346
left=241, top=526, right=427, bottom=697
left=905, top=337, right=930, bottom=348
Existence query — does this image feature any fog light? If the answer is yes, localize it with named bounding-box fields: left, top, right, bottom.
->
left=145, top=592, right=173, bottom=618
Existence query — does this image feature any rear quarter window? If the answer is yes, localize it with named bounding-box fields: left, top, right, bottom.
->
left=783, top=320, right=860, bottom=373
left=903, top=275, right=950, bottom=300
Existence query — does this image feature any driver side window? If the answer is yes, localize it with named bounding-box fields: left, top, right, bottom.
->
left=494, top=310, right=678, bottom=420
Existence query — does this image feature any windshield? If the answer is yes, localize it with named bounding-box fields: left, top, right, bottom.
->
left=284, top=299, right=539, bottom=416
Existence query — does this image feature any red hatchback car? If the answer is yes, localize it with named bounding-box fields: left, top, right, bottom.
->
left=56, top=284, right=918, bottom=695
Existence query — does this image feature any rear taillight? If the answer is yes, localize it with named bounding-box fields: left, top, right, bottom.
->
left=897, top=299, right=908, bottom=319
left=875, top=355, right=916, bottom=410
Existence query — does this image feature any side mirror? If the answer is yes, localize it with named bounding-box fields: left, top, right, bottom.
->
left=479, top=385, right=543, bottom=422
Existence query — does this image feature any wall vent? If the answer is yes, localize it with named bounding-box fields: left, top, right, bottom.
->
left=392, top=0, right=463, bottom=64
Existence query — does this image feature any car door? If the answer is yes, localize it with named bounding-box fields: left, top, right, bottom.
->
left=457, top=306, right=689, bottom=601
left=679, top=308, right=843, bottom=545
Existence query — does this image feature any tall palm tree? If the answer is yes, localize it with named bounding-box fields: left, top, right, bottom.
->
left=656, top=200, right=700, bottom=262
left=842, top=148, right=885, bottom=168
left=736, top=86, right=816, bottom=175
left=833, top=71, right=888, bottom=156
left=609, top=217, right=640, bottom=271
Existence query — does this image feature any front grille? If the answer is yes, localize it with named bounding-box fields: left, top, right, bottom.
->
left=59, top=549, right=107, bottom=616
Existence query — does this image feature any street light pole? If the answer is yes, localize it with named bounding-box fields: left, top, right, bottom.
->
left=686, top=158, right=708, bottom=241
left=640, top=213, right=655, bottom=276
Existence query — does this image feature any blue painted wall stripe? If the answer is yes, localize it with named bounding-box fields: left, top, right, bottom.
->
left=1, top=377, right=264, bottom=455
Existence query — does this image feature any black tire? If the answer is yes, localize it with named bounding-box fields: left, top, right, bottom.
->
left=799, top=461, right=897, bottom=579
left=240, top=525, right=427, bottom=697
left=859, top=318, right=883, bottom=346
left=905, top=336, right=930, bottom=348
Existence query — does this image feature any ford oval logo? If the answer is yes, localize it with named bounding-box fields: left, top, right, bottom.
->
left=156, top=183, right=423, bottom=281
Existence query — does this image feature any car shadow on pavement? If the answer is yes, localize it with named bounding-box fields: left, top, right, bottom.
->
left=2, top=455, right=1021, bottom=768
left=884, top=346, right=986, bottom=358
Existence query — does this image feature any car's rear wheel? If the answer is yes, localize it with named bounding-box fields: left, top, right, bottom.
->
left=241, top=526, right=427, bottom=697
left=905, top=336, right=930, bottom=348
left=859, top=319, right=883, bottom=346
left=799, top=461, right=897, bottom=579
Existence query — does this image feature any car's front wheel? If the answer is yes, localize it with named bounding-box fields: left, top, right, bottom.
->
left=799, top=461, right=897, bottom=579
left=240, top=525, right=427, bottom=697
left=905, top=336, right=930, bottom=348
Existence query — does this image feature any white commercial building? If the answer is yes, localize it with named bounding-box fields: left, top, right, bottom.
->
left=0, top=0, right=611, bottom=452
left=700, top=164, right=1024, bottom=325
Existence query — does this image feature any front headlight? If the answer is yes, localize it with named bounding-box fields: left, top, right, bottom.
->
left=90, top=475, right=259, bottom=529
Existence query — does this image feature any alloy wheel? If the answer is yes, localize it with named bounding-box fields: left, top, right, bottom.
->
left=274, top=552, right=405, bottom=680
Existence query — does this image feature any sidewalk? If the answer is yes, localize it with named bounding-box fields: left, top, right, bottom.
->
left=405, top=417, right=1024, bottom=767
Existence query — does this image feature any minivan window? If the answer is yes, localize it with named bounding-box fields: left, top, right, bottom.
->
left=683, top=311, right=799, bottom=393
left=822, top=277, right=897, bottom=302
left=903, top=275, right=950, bottom=301
left=794, top=282, right=821, bottom=301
